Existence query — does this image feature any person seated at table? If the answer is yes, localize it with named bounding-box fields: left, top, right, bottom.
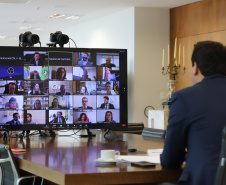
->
left=30, top=83, right=44, bottom=95
left=56, top=85, right=71, bottom=95
left=101, top=56, right=116, bottom=68
left=100, top=96, right=115, bottom=109
left=30, top=70, right=40, bottom=80
left=79, top=85, right=88, bottom=95
left=7, top=113, right=22, bottom=125
left=56, top=67, right=67, bottom=81
left=77, top=113, right=90, bottom=123
left=33, top=99, right=43, bottom=110
left=102, top=111, right=116, bottom=123
left=5, top=97, right=19, bottom=110
left=78, top=97, right=93, bottom=110
left=49, top=98, right=63, bottom=109
left=53, top=111, right=66, bottom=124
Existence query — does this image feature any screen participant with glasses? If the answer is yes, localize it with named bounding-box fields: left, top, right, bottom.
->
left=49, top=98, right=63, bottom=109
left=33, top=99, right=43, bottom=110
left=56, top=85, right=71, bottom=95
left=53, top=111, right=66, bottom=124
left=100, top=96, right=115, bottom=109
left=79, top=85, right=88, bottom=95
left=78, top=97, right=93, bottom=110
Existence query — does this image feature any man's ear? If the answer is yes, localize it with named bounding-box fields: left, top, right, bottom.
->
left=193, top=62, right=199, bottom=76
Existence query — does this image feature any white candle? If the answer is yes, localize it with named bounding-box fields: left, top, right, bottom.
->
left=174, top=37, right=177, bottom=59
left=183, top=46, right=185, bottom=67
left=178, top=44, right=181, bottom=65
left=168, top=44, right=169, bottom=65
left=162, top=49, right=164, bottom=67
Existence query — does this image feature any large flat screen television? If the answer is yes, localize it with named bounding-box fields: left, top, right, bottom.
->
left=0, top=46, right=127, bottom=131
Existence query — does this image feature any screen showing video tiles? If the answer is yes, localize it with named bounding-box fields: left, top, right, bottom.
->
left=0, top=49, right=126, bottom=130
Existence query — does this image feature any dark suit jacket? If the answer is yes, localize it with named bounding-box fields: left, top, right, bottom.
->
left=8, top=120, right=22, bottom=125
left=49, top=105, right=63, bottom=109
left=160, top=74, right=226, bottom=185
left=30, top=73, right=40, bottom=80
left=100, top=103, right=115, bottom=109
left=30, top=58, right=44, bottom=66
left=53, top=116, right=66, bottom=124
left=78, top=106, right=93, bottom=109
left=56, top=92, right=71, bottom=95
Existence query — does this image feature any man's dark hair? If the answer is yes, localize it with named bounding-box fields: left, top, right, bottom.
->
left=27, top=113, right=32, bottom=117
left=53, top=98, right=58, bottom=102
left=104, top=96, right=109, bottom=100
left=34, top=52, right=39, bottom=55
left=9, top=97, right=16, bottom=104
left=191, top=41, right=226, bottom=76
left=57, top=111, right=62, bottom=115
left=13, top=113, right=19, bottom=118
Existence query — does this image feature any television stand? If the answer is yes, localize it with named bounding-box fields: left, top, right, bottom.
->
left=80, top=129, right=96, bottom=137
left=2, top=131, right=10, bottom=141
left=104, top=129, right=118, bottom=138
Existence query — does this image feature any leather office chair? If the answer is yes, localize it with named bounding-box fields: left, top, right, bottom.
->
left=214, top=126, right=226, bottom=185
left=0, top=144, right=42, bottom=185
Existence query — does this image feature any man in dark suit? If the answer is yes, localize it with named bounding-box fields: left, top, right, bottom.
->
left=30, top=70, right=40, bottom=80
left=160, top=41, right=226, bottom=185
left=49, top=98, right=63, bottom=109
left=78, top=97, right=93, bottom=109
left=30, top=52, right=44, bottom=66
left=8, top=113, right=22, bottom=125
left=100, top=96, right=115, bottom=109
left=56, top=85, right=71, bottom=95
left=53, top=111, right=66, bottom=124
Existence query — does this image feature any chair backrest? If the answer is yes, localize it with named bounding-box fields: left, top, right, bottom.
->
left=0, top=144, right=20, bottom=185
left=214, top=126, right=226, bottom=185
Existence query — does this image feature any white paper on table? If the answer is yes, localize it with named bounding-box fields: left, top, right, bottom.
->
left=118, top=149, right=163, bottom=164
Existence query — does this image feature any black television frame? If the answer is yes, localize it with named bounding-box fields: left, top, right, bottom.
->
left=0, top=46, right=127, bottom=131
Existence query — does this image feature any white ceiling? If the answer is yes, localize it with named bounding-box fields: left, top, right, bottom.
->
left=0, top=0, right=200, bottom=41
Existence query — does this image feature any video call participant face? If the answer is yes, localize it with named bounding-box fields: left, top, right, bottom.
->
left=34, top=53, right=40, bottom=61
left=106, top=111, right=112, bottom=122
left=82, top=97, right=88, bottom=107
left=53, top=98, right=59, bottom=107
left=106, top=56, right=111, bottom=65
left=9, top=97, right=17, bottom=109
left=83, top=53, right=88, bottom=62
left=80, top=86, right=87, bottom=94
left=34, top=84, right=40, bottom=91
left=13, top=113, right=19, bottom=121
left=57, top=111, right=62, bottom=117
left=27, top=114, right=32, bottom=123
left=105, top=82, right=111, bottom=91
left=104, top=97, right=109, bottom=104
left=57, top=67, right=66, bottom=80
left=60, top=85, right=66, bottom=94
left=9, top=83, right=16, bottom=94
left=34, top=100, right=41, bottom=109
left=105, top=68, right=111, bottom=80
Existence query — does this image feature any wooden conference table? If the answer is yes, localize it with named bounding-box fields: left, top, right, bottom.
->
left=0, top=130, right=181, bottom=185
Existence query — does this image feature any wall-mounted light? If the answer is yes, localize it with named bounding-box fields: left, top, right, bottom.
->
left=19, top=31, right=40, bottom=47
left=47, top=31, right=69, bottom=48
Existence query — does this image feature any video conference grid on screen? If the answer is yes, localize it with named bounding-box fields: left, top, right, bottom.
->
left=0, top=49, right=126, bottom=131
